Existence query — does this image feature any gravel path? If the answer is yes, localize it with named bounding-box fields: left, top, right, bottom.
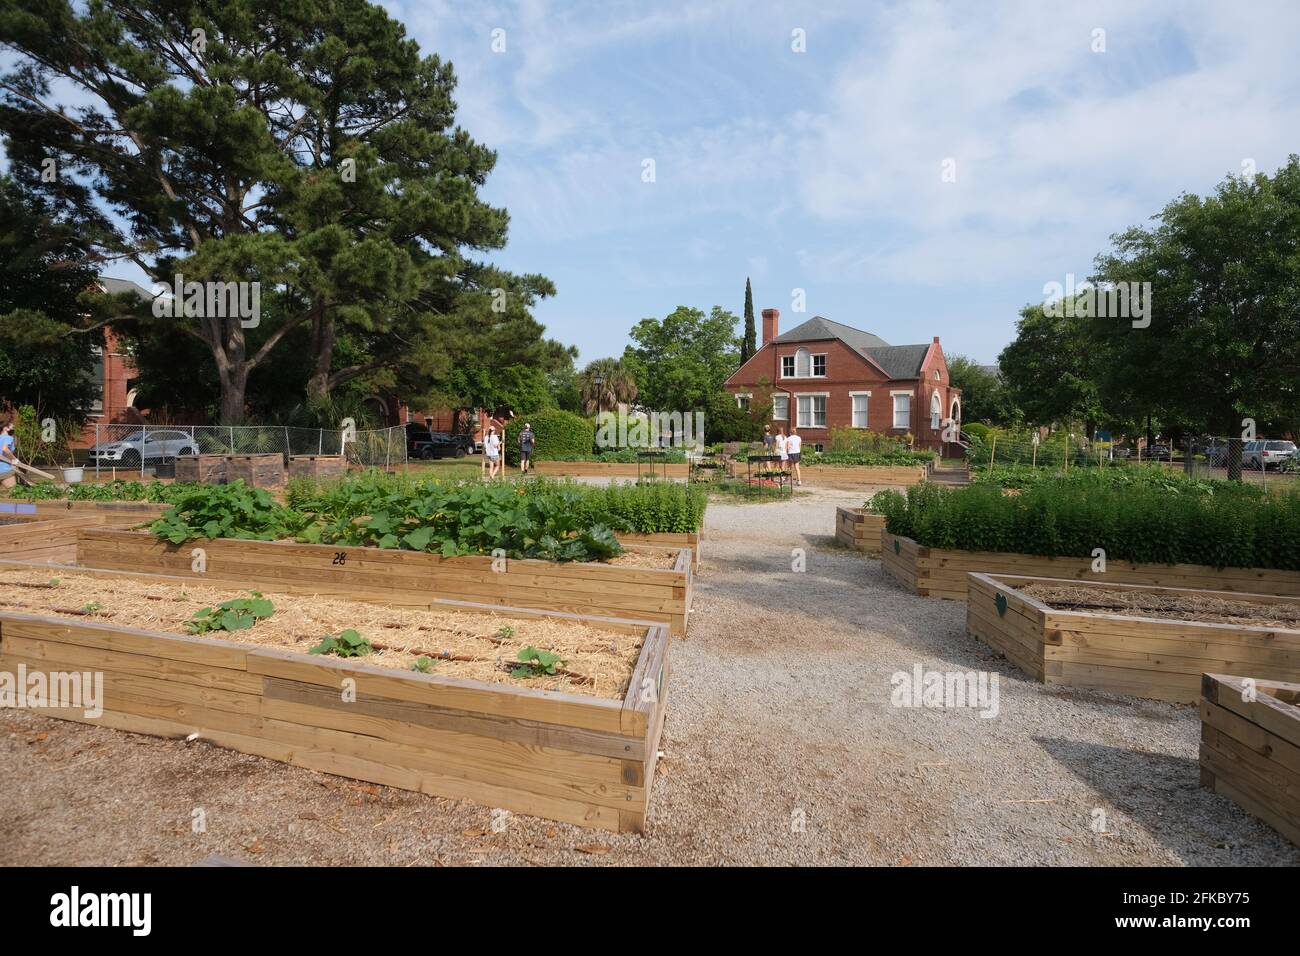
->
left=3, top=486, right=1297, bottom=866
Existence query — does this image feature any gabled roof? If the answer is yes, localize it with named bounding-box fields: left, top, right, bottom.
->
left=774, top=316, right=892, bottom=352
left=96, top=276, right=154, bottom=301
left=772, top=315, right=932, bottom=379
left=867, top=344, right=931, bottom=380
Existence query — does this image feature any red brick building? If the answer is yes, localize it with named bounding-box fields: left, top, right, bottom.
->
left=724, top=309, right=962, bottom=452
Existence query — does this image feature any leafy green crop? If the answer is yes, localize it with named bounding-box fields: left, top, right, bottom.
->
left=150, top=481, right=314, bottom=543
left=309, top=629, right=373, bottom=658
left=186, top=591, right=275, bottom=634
left=411, top=655, right=436, bottom=673
left=510, top=646, right=565, bottom=678
left=879, top=480, right=1300, bottom=570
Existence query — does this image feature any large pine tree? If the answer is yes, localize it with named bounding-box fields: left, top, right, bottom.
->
left=0, top=0, right=556, bottom=422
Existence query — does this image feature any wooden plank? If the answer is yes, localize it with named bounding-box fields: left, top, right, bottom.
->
left=245, top=646, right=629, bottom=734
left=76, top=529, right=690, bottom=636
left=0, top=612, right=251, bottom=671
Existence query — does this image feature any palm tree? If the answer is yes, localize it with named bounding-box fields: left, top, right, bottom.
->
left=578, top=359, right=637, bottom=415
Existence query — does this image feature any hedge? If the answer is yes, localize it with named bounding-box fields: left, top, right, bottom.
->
left=872, top=479, right=1298, bottom=570
left=504, top=410, right=594, bottom=465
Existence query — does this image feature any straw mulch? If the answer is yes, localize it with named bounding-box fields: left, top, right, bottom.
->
left=1021, top=582, right=1300, bottom=630
left=0, top=567, right=644, bottom=699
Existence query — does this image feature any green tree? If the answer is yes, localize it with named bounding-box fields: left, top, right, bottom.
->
left=622, top=306, right=740, bottom=414
left=0, top=177, right=100, bottom=422
left=0, top=0, right=553, bottom=422
left=577, top=358, right=638, bottom=415
left=1088, top=156, right=1300, bottom=475
left=740, top=277, right=756, bottom=364
left=999, top=302, right=1107, bottom=434
left=945, top=354, right=1020, bottom=427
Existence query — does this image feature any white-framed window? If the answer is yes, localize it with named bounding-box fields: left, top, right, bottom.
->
left=797, top=394, right=827, bottom=428
left=781, top=355, right=795, bottom=377
left=735, top=393, right=752, bottom=410
left=89, top=344, right=105, bottom=414
left=772, top=394, right=789, bottom=420
left=892, top=393, right=911, bottom=429
left=795, top=348, right=811, bottom=377
left=931, top=393, right=942, bottom=430
left=812, top=354, right=827, bottom=377
left=934, top=370, right=940, bottom=380
left=850, top=391, right=870, bottom=428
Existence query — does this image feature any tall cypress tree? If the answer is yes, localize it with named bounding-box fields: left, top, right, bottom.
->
left=741, top=277, right=757, bottom=363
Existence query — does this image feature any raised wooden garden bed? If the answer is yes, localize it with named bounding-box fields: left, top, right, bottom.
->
left=614, top=530, right=703, bottom=569
left=175, top=454, right=228, bottom=484
left=801, top=463, right=930, bottom=488
left=967, top=573, right=1300, bottom=703
left=530, top=461, right=689, bottom=479
left=0, top=514, right=123, bottom=564
left=225, top=454, right=286, bottom=490
left=74, top=529, right=694, bottom=637
left=0, top=499, right=167, bottom=524
left=1200, top=673, right=1300, bottom=845
left=287, top=455, right=348, bottom=481
left=834, top=507, right=884, bottom=555
left=883, top=531, right=1300, bottom=602
left=0, top=577, right=670, bottom=832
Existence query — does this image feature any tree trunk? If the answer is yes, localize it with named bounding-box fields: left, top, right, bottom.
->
left=306, top=300, right=334, bottom=402
left=219, top=365, right=249, bottom=425
left=1227, top=437, right=1243, bottom=482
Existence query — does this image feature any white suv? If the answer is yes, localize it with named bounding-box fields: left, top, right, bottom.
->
left=1243, top=440, right=1297, bottom=470
left=88, top=429, right=199, bottom=466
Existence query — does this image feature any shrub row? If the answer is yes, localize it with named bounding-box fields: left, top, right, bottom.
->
left=871, top=480, right=1299, bottom=570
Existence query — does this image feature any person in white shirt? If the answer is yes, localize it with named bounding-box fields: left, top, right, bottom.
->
left=786, top=430, right=803, bottom=486
left=484, top=426, right=502, bottom=478
left=774, top=429, right=788, bottom=477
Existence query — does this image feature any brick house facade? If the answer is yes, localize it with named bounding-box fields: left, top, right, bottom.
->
left=724, top=309, right=962, bottom=452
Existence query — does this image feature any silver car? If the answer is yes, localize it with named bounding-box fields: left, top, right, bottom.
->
left=1243, top=439, right=1297, bottom=470
left=87, top=429, right=200, bottom=466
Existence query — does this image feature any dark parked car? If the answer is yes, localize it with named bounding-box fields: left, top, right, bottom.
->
left=406, top=424, right=467, bottom=460
left=1146, top=444, right=1172, bottom=461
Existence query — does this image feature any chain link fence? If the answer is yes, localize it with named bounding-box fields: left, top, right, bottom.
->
left=964, top=431, right=1295, bottom=485
left=86, top=423, right=408, bottom=477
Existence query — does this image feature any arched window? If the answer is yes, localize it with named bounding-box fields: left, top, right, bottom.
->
left=795, top=348, right=811, bottom=377
left=930, top=393, right=942, bottom=430
left=950, top=397, right=961, bottom=424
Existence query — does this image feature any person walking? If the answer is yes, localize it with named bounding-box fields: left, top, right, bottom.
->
left=483, top=425, right=502, bottom=479
left=518, top=422, right=535, bottom=475
left=0, top=419, right=16, bottom=489
left=762, top=425, right=774, bottom=457
left=773, top=428, right=788, bottom=480
left=786, top=428, right=803, bottom=486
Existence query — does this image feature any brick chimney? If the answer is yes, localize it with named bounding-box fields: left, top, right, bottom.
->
left=762, top=308, right=779, bottom=345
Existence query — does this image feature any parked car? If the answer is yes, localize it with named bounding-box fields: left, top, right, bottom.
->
left=1145, top=444, right=1172, bottom=461
left=87, top=429, right=199, bottom=466
left=1243, top=439, right=1297, bottom=470
left=406, top=425, right=467, bottom=460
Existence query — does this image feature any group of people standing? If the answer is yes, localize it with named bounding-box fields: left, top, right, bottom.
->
left=480, top=419, right=535, bottom=480
left=761, top=425, right=804, bottom=486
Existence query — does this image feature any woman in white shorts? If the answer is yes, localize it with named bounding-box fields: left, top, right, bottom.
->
left=774, top=429, right=788, bottom=476
left=484, top=426, right=502, bottom=478
left=786, top=429, right=803, bottom=486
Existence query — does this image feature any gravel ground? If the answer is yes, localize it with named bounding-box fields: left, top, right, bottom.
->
left=3, top=484, right=1297, bottom=866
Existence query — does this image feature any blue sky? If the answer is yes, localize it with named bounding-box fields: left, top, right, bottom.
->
left=13, top=0, right=1300, bottom=365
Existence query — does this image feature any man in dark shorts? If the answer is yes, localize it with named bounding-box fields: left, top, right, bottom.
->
left=519, top=422, right=536, bottom=474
